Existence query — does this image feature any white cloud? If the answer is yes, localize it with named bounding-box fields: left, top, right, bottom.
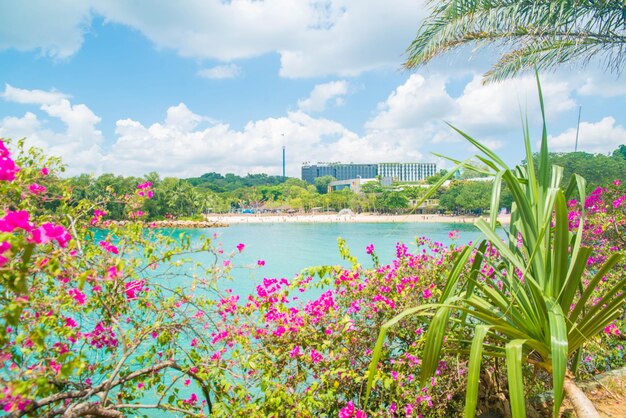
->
left=1, top=77, right=621, bottom=178
left=0, top=0, right=91, bottom=59
left=576, top=75, right=626, bottom=98
left=363, top=72, right=579, bottom=161
left=2, top=84, right=69, bottom=105
left=548, top=117, right=626, bottom=154
left=366, top=74, right=456, bottom=131
left=297, top=81, right=349, bottom=113
left=105, top=106, right=423, bottom=177
left=197, top=64, right=242, bottom=80
left=0, top=1, right=426, bottom=78
left=0, top=85, right=104, bottom=174
left=0, top=84, right=428, bottom=177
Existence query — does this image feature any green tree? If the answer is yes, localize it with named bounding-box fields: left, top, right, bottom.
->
left=426, top=169, right=449, bottom=184
left=454, top=181, right=492, bottom=213
left=313, top=175, right=336, bottom=194
left=532, top=151, right=626, bottom=190
left=612, top=144, right=626, bottom=159
left=405, top=1, right=626, bottom=83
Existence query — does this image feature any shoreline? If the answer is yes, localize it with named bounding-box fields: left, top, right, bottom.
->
left=204, top=212, right=511, bottom=225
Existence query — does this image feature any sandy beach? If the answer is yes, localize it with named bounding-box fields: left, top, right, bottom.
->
left=205, top=212, right=511, bottom=225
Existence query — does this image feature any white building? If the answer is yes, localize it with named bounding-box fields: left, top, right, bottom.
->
left=377, top=162, right=437, bottom=182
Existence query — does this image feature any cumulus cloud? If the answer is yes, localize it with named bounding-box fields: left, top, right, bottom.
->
left=0, top=83, right=429, bottom=177
left=363, top=72, right=579, bottom=161
left=1, top=78, right=621, bottom=178
left=0, top=0, right=425, bottom=78
left=548, top=117, right=626, bottom=154
left=0, top=85, right=104, bottom=174
left=105, top=106, right=425, bottom=177
left=0, top=0, right=91, bottom=59
left=297, top=81, right=349, bottom=113
left=2, top=84, right=69, bottom=105
left=576, top=76, right=626, bottom=98
left=197, top=64, right=242, bottom=80
left=366, top=74, right=456, bottom=131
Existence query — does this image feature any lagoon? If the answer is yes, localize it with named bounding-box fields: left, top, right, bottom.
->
left=174, top=222, right=485, bottom=295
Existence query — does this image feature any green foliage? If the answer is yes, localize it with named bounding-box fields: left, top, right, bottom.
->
left=406, top=0, right=626, bottom=83
left=367, top=75, right=626, bottom=417
left=0, top=140, right=244, bottom=416
left=313, top=175, right=336, bottom=194
left=532, top=150, right=626, bottom=190
left=2, top=134, right=625, bottom=417
left=612, top=144, right=626, bottom=160
left=187, top=171, right=288, bottom=192
left=438, top=180, right=492, bottom=214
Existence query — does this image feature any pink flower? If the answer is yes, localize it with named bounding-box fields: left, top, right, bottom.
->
left=448, top=229, right=460, bottom=239
left=236, top=243, right=245, bottom=252
left=28, top=183, right=46, bottom=195
left=339, top=402, right=355, bottom=418
left=124, top=280, right=144, bottom=300
left=106, top=266, right=120, bottom=280
left=365, top=244, right=375, bottom=254
left=99, top=241, right=119, bottom=254
left=64, top=317, right=77, bottom=329
left=257, top=259, right=265, bottom=266
left=90, top=209, right=107, bottom=226
left=422, top=288, right=433, bottom=299
left=614, top=179, right=621, bottom=186
left=184, top=393, right=198, bottom=406
left=68, top=288, right=87, bottom=305
left=137, top=382, right=145, bottom=389
left=40, top=167, right=49, bottom=176
left=0, top=210, right=33, bottom=232
left=190, top=338, right=198, bottom=347
left=30, top=223, right=72, bottom=247
left=289, top=346, right=301, bottom=358
left=85, top=322, right=118, bottom=349
left=0, top=141, right=20, bottom=182
left=604, top=323, right=620, bottom=336
left=0, top=241, right=11, bottom=267
left=128, top=211, right=145, bottom=219
left=136, top=182, right=154, bottom=199
left=339, top=401, right=367, bottom=418
left=310, top=349, right=323, bottom=364
left=49, top=359, right=61, bottom=373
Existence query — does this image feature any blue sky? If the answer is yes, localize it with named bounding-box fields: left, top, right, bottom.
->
left=1, top=1, right=625, bottom=178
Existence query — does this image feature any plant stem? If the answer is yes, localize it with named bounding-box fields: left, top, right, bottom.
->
left=563, top=377, right=600, bottom=418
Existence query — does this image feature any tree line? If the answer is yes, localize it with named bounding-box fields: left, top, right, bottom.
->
left=66, top=147, right=626, bottom=220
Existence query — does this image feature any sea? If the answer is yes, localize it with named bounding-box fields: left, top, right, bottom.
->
left=173, top=222, right=485, bottom=295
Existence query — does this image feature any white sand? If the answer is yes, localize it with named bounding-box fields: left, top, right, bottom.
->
left=205, top=213, right=511, bottom=225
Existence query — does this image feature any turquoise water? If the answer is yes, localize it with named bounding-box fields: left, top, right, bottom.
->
left=175, top=222, right=485, bottom=295
left=101, top=222, right=486, bottom=415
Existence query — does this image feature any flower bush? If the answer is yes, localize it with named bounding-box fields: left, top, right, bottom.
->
left=0, top=139, right=242, bottom=416
left=1, top=137, right=624, bottom=417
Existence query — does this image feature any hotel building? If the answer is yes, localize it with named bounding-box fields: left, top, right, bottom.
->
left=301, top=162, right=437, bottom=184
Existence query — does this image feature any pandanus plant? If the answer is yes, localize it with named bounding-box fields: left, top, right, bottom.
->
left=366, top=76, right=624, bottom=418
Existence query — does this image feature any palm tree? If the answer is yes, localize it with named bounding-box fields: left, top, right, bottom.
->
left=406, top=0, right=626, bottom=82
left=366, top=76, right=625, bottom=418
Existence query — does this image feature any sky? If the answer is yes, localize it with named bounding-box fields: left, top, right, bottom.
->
left=0, top=1, right=625, bottom=179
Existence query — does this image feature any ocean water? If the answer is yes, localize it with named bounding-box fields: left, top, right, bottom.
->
left=99, top=222, right=486, bottom=415
left=174, top=222, right=485, bottom=296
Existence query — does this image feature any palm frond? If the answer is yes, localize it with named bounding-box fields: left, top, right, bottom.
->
left=406, top=0, right=626, bottom=82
